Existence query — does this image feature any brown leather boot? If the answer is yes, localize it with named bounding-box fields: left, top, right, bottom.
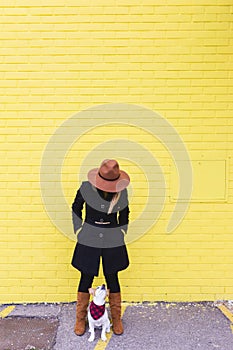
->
left=74, top=292, right=90, bottom=336
left=109, top=292, right=124, bottom=335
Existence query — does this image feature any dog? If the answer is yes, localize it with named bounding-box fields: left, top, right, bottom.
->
left=87, top=284, right=111, bottom=342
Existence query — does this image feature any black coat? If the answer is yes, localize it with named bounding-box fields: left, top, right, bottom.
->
left=71, top=181, right=130, bottom=276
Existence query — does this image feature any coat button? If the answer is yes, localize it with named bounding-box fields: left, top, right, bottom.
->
left=99, top=233, right=103, bottom=238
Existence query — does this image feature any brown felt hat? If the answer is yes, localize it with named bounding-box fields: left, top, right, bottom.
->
left=87, top=159, right=130, bottom=193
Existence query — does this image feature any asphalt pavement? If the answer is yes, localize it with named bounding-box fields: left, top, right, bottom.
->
left=0, top=301, right=233, bottom=350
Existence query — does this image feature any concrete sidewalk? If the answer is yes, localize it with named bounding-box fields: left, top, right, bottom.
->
left=0, top=301, right=233, bottom=350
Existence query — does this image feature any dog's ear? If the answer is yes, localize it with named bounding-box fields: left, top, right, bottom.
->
left=107, top=289, right=110, bottom=297
left=88, top=288, right=95, bottom=296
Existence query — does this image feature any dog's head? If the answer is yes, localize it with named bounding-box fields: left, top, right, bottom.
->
left=89, top=284, right=109, bottom=305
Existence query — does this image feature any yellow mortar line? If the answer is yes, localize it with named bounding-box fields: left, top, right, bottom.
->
left=94, top=304, right=127, bottom=350
left=0, top=305, right=15, bottom=318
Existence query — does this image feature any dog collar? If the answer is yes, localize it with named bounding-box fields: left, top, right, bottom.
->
left=90, top=301, right=105, bottom=320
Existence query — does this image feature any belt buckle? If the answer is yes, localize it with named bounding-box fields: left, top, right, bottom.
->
left=94, top=221, right=111, bottom=225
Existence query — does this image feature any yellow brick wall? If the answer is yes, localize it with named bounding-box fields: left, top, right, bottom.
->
left=0, top=1, right=233, bottom=303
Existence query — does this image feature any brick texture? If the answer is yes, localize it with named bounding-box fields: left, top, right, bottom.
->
left=0, top=1, right=232, bottom=303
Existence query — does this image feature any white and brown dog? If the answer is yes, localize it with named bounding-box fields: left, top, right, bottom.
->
left=88, top=284, right=111, bottom=342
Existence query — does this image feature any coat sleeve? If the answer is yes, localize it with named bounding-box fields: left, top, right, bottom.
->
left=71, top=184, right=85, bottom=233
left=118, top=189, right=130, bottom=233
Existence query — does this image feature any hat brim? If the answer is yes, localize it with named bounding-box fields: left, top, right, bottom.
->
left=87, top=168, right=130, bottom=193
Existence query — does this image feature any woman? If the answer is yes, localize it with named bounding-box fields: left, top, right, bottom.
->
left=71, top=159, right=130, bottom=336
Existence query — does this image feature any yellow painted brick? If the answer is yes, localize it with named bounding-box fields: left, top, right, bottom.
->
left=0, top=2, right=232, bottom=303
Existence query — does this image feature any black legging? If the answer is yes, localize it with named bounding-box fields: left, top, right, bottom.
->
left=78, top=272, right=120, bottom=293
